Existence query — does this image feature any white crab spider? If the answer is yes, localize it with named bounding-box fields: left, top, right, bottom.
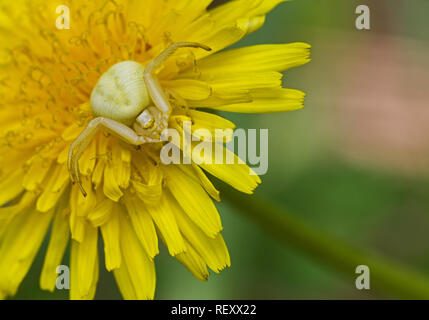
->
left=68, top=42, right=211, bottom=196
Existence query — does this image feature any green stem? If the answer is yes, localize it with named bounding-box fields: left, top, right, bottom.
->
left=220, top=182, right=429, bottom=299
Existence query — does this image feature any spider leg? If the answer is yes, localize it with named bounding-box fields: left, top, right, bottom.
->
left=143, top=42, right=211, bottom=130
left=68, top=117, right=159, bottom=196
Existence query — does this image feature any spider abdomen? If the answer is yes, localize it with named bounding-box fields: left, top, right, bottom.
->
left=90, top=61, right=151, bottom=126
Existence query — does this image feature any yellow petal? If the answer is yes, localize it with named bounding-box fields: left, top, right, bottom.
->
left=200, top=17, right=265, bottom=58
left=36, top=164, right=69, bottom=213
left=92, top=158, right=105, bottom=190
left=237, top=15, right=266, bottom=36
left=132, top=155, right=163, bottom=205
left=0, top=168, right=24, bottom=206
left=72, top=176, right=97, bottom=217
left=141, top=0, right=211, bottom=38
left=188, top=94, right=249, bottom=109
left=164, top=165, right=222, bottom=237
left=191, top=71, right=283, bottom=102
left=40, top=205, right=70, bottom=292
left=197, top=145, right=261, bottom=194
left=113, top=260, right=138, bottom=300
left=127, top=0, right=166, bottom=30
left=130, top=158, right=163, bottom=206
left=177, top=164, right=221, bottom=202
left=206, top=88, right=306, bottom=113
left=208, top=0, right=285, bottom=26
left=168, top=121, right=261, bottom=194
left=57, top=142, right=71, bottom=164
left=131, top=179, right=162, bottom=206
left=131, top=151, right=154, bottom=182
left=179, top=5, right=267, bottom=59
left=93, top=137, right=108, bottom=191
left=112, top=142, right=131, bottom=189
left=69, top=186, right=89, bottom=242
left=114, top=212, right=155, bottom=300
left=146, top=193, right=186, bottom=256
left=104, top=159, right=124, bottom=202
left=70, top=222, right=99, bottom=300
left=188, top=110, right=236, bottom=143
left=87, top=198, right=113, bottom=228
left=0, top=208, right=53, bottom=297
left=194, top=43, right=311, bottom=75
left=182, top=72, right=283, bottom=108
left=100, top=207, right=121, bottom=271
left=61, top=123, right=83, bottom=141
left=0, top=192, right=36, bottom=231
left=163, top=79, right=212, bottom=100
left=170, top=194, right=230, bottom=273
left=171, top=0, right=212, bottom=15
left=175, top=240, right=210, bottom=282
left=184, top=18, right=261, bottom=60
left=123, top=194, right=159, bottom=259
left=248, top=0, right=289, bottom=16
left=79, top=139, right=97, bottom=176
left=70, top=215, right=86, bottom=243
left=22, top=158, right=53, bottom=192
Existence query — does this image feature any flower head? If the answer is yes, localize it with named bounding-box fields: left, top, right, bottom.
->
left=0, top=0, right=310, bottom=299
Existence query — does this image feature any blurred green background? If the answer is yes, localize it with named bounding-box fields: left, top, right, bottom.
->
left=13, top=0, right=429, bottom=299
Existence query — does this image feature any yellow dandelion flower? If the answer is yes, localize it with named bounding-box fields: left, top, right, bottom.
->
left=0, top=0, right=310, bottom=300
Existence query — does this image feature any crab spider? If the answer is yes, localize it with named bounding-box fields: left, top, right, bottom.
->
left=68, top=42, right=212, bottom=196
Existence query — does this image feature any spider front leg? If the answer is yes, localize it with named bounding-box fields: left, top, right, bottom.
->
left=68, top=117, right=159, bottom=197
left=142, top=42, right=211, bottom=134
